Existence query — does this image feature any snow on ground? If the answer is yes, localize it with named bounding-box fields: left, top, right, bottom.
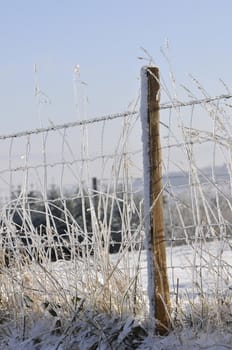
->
left=1, top=315, right=232, bottom=349
left=111, top=239, right=232, bottom=302
left=0, top=241, right=231, bottom=349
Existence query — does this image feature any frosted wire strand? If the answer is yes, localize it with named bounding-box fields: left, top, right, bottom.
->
left=0, top=94, right=231, bottom=141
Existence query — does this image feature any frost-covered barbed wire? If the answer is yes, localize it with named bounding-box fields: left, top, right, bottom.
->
left=0, top=150, right=142, bottom=176
left=160, top=93, right=232, bottom=110
left=0, top=110, right=138, bottom=140
left=0, top=94, right=231, bottom=140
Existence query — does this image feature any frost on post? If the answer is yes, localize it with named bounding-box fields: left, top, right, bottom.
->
left=140, top=66, right=156, bottom=322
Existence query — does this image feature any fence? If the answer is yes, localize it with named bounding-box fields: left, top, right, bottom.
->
left=0, top=67, right=232, bottom=333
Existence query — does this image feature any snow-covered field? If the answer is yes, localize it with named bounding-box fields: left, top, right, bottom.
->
left=0, top=240, right=231, bottom=349
left=112, top=239, right=232, bottom=302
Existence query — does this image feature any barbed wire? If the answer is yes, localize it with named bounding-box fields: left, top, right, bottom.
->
left=159, top=93, right=232, bottom=110
left=0, top=111, right=138, bottom=140
left=0, top=150, right=142, bottom=176
left=0, top=140, right=230, bottom=178
left=0, top=94, right=231, bottom=141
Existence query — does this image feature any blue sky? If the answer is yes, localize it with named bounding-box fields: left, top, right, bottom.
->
left=0, top=0, right=231, bottom=133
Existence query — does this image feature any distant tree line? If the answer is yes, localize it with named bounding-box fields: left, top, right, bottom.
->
left=4, top=180, right=225, bottom=265
left=6, top=182, right=143, bottom=262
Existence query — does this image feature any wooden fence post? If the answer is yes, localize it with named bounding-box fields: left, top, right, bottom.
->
left=140, top=66, right=171, bottom=334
